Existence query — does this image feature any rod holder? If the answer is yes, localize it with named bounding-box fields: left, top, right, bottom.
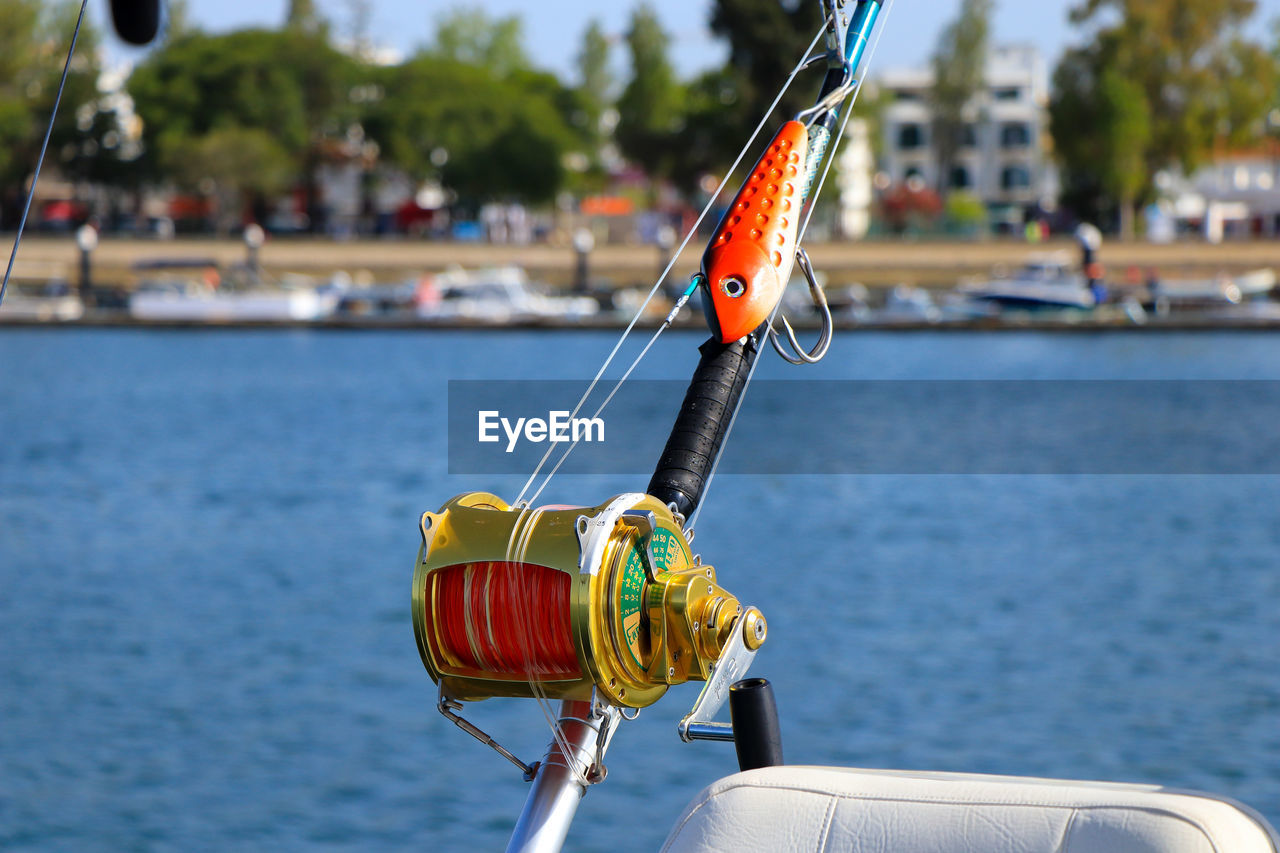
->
left=729, top=677, right=783, bottom=771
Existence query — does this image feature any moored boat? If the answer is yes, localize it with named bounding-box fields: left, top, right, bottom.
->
left=1146, top=268, right=1276, bottom=310
left=416, top=264, right=599, bottom=323
left=0, top=262, right=83, bottom=322
left=957, top=251, right=1098, bottom=311
left=0, top=282, right=83, bottom=322
left=127, top=259, right=341, bottom=322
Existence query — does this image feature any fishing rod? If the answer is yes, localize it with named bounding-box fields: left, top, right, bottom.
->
left=412, top=2, right=891, bottom=851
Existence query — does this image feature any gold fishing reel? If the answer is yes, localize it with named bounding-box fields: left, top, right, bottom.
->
left=412, top=491, right=766, bottom=709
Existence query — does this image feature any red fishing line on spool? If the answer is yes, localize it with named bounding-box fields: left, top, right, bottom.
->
left=429, top=561, right=580, bottom=679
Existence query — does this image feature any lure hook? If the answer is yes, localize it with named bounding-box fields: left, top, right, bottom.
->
left=769, top=248, right=832, bottom=365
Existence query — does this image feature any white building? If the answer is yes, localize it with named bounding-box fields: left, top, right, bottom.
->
left=835, top=119, right=874, bottom=239
left=1154, top=147, right=1280, bottom=242
left=878, top=45, right=1058, bottom=225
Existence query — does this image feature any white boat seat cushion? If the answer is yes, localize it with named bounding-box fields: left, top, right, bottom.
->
left=662, top=766, right=1279, bottom=853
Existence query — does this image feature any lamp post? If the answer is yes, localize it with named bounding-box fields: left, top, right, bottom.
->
left=75, top=223, right=97, bottom=308
left=244, top=223, right=265, bottom=285
left=572, top=227, right=594, bottom=295
left=656, top=224, right=676, bottom=286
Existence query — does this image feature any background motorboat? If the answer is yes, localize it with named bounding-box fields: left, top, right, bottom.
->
left=957, top=252, right=1097, bottom=311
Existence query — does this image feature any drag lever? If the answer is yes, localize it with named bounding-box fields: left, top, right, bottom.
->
left=678, top=608, right=767, bottom=742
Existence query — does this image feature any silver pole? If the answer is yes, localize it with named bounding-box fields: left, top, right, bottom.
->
left=505, top=700, right=599, bottom=853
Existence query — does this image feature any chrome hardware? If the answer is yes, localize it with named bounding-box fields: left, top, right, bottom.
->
left=795, top=64, right=856, bottom=125
left=438, top=687, right=536, bottom=777
left=678, top=608, right=764, bottom=742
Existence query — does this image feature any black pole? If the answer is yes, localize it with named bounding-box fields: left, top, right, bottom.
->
left=656, top=224, right=676, bottom=286
left=75, top=224, right=96, bottom=308
left=729, top=678, right=783, bottom=771
left=78, top=245, right=91, bottom=304
left=244, top=224, right=264, bottom=287
left=572, top=228, right=593, bottom=295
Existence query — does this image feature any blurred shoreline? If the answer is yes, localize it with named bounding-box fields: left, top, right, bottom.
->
left=10, top=311, right=1280, bottom=332
left=9, top=235, right=1280, bottom=290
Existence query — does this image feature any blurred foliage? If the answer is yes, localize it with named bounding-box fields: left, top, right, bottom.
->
left=5, top=0, right=1275, bottom=233
left=930, top=0, right=991, bottom=195
left=710, top=0, right=823, bottom=128
left=0, top=0, right=44, bottom=195
left=574, top=18, right=613, bottom=187
left=169, top=127, right=293, bottom=230
left=135, top=28, right=361, bottom=154
left=0, top=0, right=109, bottom=228
left=880, top=182, right=943, bottom=234
left=0, top=0, right=885, bottom=225
left=944, top=190, right=986, bottom=229
left=357, top=9, right=588, bottom=206
left=285, top=0, right=326, bottom=36
left=428, top=7, right=531, bottom=79
left=364, top=57, right=575, bottom=207
left=616, top=3, right=685, bottom=187
left=669, top=66, right=747, bottom=191
left=1052, top=53, right=1150, bottom=237
left=681, top=0, right=829, bottom=187
left=129, top=26, right=360, bottom=226
left=1052, top=0, right=1276, bottom=227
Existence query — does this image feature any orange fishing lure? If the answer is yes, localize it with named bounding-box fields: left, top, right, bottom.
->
left=700, top=120, right=810, bottom=343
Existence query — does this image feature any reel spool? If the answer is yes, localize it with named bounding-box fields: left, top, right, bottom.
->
left=412, top=492, right=766, bottom=709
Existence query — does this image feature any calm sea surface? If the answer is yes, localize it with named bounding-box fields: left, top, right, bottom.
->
left=2, top=328, right=1278, bottom=850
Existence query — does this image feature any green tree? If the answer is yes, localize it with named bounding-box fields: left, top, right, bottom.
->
left=163, top=0, right=194, bottom=40
left=285, top=0, right=325, bottom=35
left=930, top=0, right=991, bottom=195
left=1068, top=0, right=1266, bottom=176
left=168, top=127, right=293, bottom=232
left=0, top=0, right=108, bottom=229
left=1051, top=0, right=1276, bottom=231
left=575, top=18, right=613, bottom=175
left=429, top=8, right=531, bottom=79
left=1051, top=47, right=1114, bottom=229
left=364, top=56, right=572, bottom=206
left=128, top=27, right=360, bottom=228
left=709, top=0, right=823, bottom=128
left=669, top=67, right=747, bottom=191
left=1052, top=50, right=1153, bottom=236
left=1089, top=69, right=1152, bottom=238
left=616, top=3, right=684, bottom=183
left=690, top=0, right=826, bottom=186
left=0, top=0, right=45, bottom=209
left=1207, top=37, right=1277, bottom=147
left=1050, top=48, right=1103, bottom=226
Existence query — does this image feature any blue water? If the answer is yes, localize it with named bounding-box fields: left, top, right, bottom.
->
left=2, top=328, right=1278, bottom=851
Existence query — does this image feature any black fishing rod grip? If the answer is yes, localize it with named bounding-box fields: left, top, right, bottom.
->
left=647, top=333, right=760, bottom=519
left=730, top=678, right=783, bottom=771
